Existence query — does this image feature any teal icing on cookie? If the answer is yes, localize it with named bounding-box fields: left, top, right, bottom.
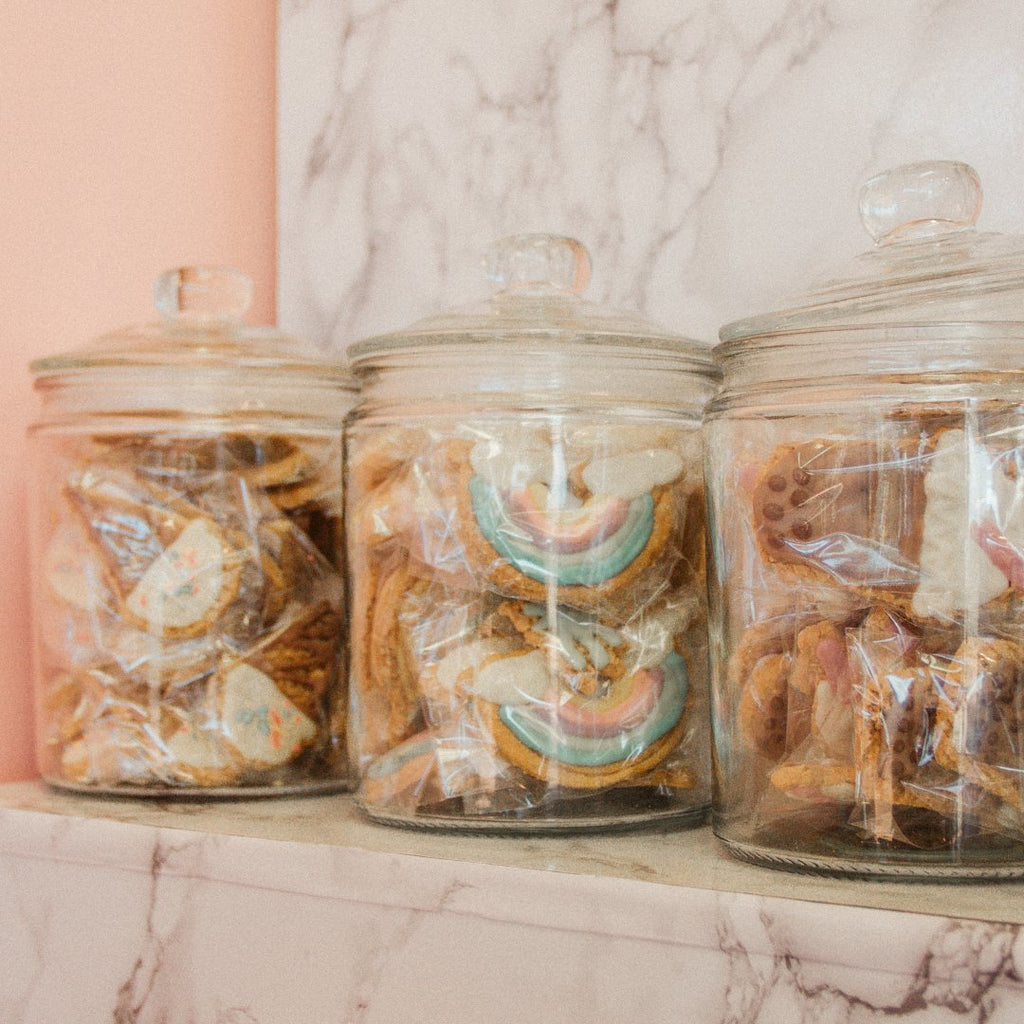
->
left=470, top=476, right=655, bottom=587
left=498, top=651, right=688, bottom=767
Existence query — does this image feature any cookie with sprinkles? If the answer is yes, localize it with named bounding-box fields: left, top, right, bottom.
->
left=65, top=465, right=245, bottom=639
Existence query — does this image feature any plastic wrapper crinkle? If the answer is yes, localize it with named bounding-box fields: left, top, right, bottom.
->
left=347, top=417, right=711, bottom=828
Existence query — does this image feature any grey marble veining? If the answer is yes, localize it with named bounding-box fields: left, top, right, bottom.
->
left=2, top=784, right=1024, bottom=1022
left=278, top=0, right=1024, bottom=351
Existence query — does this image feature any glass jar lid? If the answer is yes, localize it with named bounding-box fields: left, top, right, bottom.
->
left=347, top=233, right=718, bottom=379
left=717, top=161, right=1024, bottom=380
left=32, top=265, right=351, bottom=380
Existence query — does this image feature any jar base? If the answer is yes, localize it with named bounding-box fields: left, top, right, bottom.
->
left=717, top=832, right=1024, bottom=882
left=356, top=796, right=708, bottom=835
left=43, top=775, right=351, bottom=801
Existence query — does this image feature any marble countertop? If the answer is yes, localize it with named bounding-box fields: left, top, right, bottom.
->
left=3, top=780, right=1023, bottom=1022
left=1, top=780, right=1021, bottom=925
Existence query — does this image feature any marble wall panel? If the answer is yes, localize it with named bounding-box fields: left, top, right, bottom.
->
left=279, top=0, right=1024, bottom=350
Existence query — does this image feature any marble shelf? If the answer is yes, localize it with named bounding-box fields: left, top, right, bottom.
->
left=2, top=780, right=1023, bottom=1022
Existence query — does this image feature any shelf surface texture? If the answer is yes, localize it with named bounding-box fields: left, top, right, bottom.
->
left=2, top=780, right=1023, bottom=1022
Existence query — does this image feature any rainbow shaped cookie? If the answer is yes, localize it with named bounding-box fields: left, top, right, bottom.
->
left=455, top=440, right=684, bottom=608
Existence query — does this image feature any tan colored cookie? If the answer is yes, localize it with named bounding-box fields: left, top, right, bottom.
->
left=348, top=552, right=423, bottom=766
left=481, top=699, right=689, bottom=790
left=769, top=761, right=858, bottom=804
left=449, top=439, right=679, bottom=609
left=347, top=425, right=428, bottom=494
left=359, top=727, right=502, bottom=813
left=738, top=652, right=796, bottom=762
left=751, top=436, right=933, bottom=604
left=854, top=659, right=944, bottom=841
left=935, top=636, right=1024, bottom=809
left=66, top=466, right=244, bottom=639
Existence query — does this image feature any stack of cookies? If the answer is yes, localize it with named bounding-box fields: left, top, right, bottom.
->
left=346, top=420, right=711, bottom=827
left=34, top=429, right=347, bottom=793
left=722, top=422, right=1024, bottom=855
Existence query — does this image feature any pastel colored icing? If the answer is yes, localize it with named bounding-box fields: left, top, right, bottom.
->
left=914, top=430, right=1022, bottom=618
left=219, top=662, right=316, bottom=766
left=548, top=666, right=662, bottom=737
left=581, top=447, right=684, bottom=501
left=508, top=483, right=632, bottom=553
left=519, top=602, right=623, bottom=671
left=44, top=523, right=106, bottom=611
left=470, top=476, right=655, bottom=587
left=125, top=518, right=227, bottom=631
left=498, top=651, right=688, bottom=766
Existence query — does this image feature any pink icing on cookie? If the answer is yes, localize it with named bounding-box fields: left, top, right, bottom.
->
left=542, top=666, right=664, bottom=738
left=506, top=483, right=631, bottom=553
left=816, top=636, right=852, bottom=698
left=972, top=519, right=1024, bottom=590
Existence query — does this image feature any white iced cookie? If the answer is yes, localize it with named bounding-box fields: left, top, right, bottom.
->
left=469, top=440, right=553, bottom=490
left=44, top=523, right=107, bottom=611
left=422, top=637, right=549, bottom=706
left=164, top=721, right=237, bottom=781
left=125, top=518, right=232, bottom=636
left=218, top=662, right=316, bottom=767
left=624, top=600, right=699, bottom=671
left=581, top=448, right=684, bottom=500
left=914, top=430, right=1024, bottom=619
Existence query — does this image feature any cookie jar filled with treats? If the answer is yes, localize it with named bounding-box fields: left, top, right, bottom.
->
left=28, top=266, right=355, bottom=796
left=708, top=161, right=1024, bottom=878
left=345, top=234, right=720, bottom=831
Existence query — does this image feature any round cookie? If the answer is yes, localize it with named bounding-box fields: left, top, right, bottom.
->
left=481, top=698, right=690, bottom=790
left=769, top=761, right=858, bottom=804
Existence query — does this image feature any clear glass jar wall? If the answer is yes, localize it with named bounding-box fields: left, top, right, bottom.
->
left=345, top=235, right=719, bottom=830
left=28, top=267, right=354, bottom=796
left=708, top=163, right=1024, bottom=878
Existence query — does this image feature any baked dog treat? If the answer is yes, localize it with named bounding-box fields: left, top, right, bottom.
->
left=472, top=613, right=692, bottom=791
left=346, top=420, right=710, bottom=824
left=453, top=438, right=684, bottom=609
left=935, top=636, right=1024, bottom=810
left=751, top=429, right=1024, bottom=622
left=37, top=428, right=347, bottom=793
left=348, top=552, right=424, bottom=765
left=65, top=466, right=243, bottom=640
left=751, top=436, right=930, bottom=602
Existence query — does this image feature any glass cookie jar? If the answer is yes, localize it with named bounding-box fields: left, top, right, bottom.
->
left=708, top=161, right=1024, bottom=878
left=345, top=234, right=720, bottom=831
left=28, top=266, right=355, bottom=797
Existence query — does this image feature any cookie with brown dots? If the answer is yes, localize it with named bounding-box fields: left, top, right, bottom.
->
left=751, top=437, right=934, bottom=603
left=935, top=637, right=1024, bottom=809
left=738, top=652, right=798, bottom=763
left=853, top=656, right=945, bottom=839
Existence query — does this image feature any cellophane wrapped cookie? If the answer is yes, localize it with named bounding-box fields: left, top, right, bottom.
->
left=28, top=268, right=354, bottom=795
left=708, top=162, right=1024, bottom=878
left=344, top=235, right=720, bottom=830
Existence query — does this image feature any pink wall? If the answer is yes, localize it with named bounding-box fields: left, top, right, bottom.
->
left=0, top=4, right=277, bottom=780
